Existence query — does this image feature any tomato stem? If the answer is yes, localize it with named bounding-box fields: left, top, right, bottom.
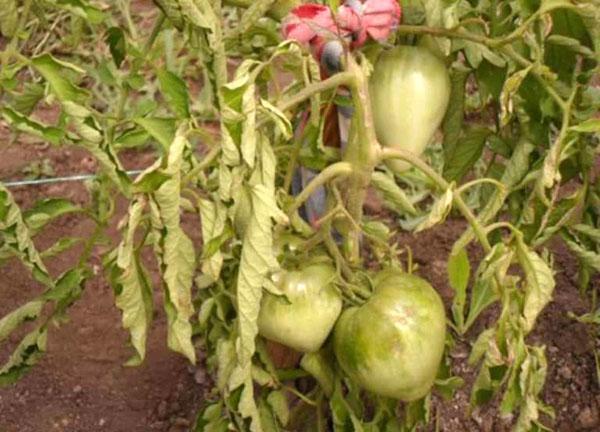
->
left=287, top=162, right=353, bottom=216
left=276, top=71, right=355, bottom=116
left=380, top=147, right=492, bottom=253
left=340, top=55, right=383, bottom=265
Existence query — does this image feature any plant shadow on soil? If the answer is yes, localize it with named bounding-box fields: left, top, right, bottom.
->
left=0, top=137, right=598, bottom=431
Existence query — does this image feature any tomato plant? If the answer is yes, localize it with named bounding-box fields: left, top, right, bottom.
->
left=0, top=0, right=599, bottom=431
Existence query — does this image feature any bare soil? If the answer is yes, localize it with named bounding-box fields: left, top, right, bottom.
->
left=0, top=138, right=598, bottom=432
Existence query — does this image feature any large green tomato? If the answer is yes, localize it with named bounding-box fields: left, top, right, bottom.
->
left=370, top=45, right=451, bottom=172
left=333, top=270, right=446, bottom=401
left=258, top=264, right=342, bottom=353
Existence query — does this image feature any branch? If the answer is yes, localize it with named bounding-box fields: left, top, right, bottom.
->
left=380, top=148, right=492, bottom=252
left=287, top=162, right=353, bottom=217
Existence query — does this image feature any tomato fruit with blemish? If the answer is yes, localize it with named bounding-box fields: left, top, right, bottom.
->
left=258, top=263, right=342, bottom=353
left=333, top=269, right=446, bottom=401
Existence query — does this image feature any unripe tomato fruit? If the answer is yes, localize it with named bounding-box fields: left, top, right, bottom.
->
left=370, top=45, right=451, bottom=172
left=333, top=270, right=446, bottom=401
left=258, top=264, right=342, bottom=353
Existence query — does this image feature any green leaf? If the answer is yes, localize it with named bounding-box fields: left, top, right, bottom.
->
left=106, top=27, right=127, bottom=68
left=455, top=139, right=534, bottom=251
left=114, top=128, right=151, bottom=149
left=468, top=328, right=495, bottom=365
left=448, top=247, right=470, bottom=332
left=267, top=390, right=289, bottom=426
left=443, top=127, right=491, bottom=182
left=371, top=171, right=417, bottom=216
left=108, top=198, right=154, bottom=366
left=40, top=237, right=82, bottom=258
left=1, top=107, right=64, bottom=145
left=23, top=198, right=81, bottom=232
left=10, top=83, right=45, bottom=115
left=31, top=54, right=87, bottom=103
left=464, top=244, right=512, bottom=331
left=50, top=0, right=105, bottom=23
left=570, top=118, right=600, bottom=133
left=562, top=235, right=600, bottom=273
left=135, top=117, right=177, bottom=152
left=442, top=66, right=469, bottom=159
left=515, top=239, right=555, bottom=333
left=0, top=327, right=47, bottom=386
left=0, top=300, right=44, bottom=342
left=158, top=69, right=191, bottom=118
left=193, top=401, right=230, bottom=431
left=571, top=224, right=600, bottom=243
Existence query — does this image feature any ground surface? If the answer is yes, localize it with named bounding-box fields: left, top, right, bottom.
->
left=0, top=133, right=598, bottom=431
left=0, top=2, right=599, bottom=427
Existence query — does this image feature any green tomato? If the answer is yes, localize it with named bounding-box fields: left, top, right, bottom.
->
left=258, top=264, right=342, bottom=353
left=370, top=45, right=451, bottom=172
left=333, top=270, right=446, bottom=401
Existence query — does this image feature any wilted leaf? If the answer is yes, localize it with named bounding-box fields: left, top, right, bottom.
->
left=108, top=198, right=153, bottom=366
left=415, top=187, right=454, bottom=232
left=1, top=107, right=63, bottom=145
left=199, top=198, right=227, bottom=281
left=0, top=300, right=44, bottom=342
left=31, top=54, right=87, bottom=102
left=0, top=0, right=18, bottom=37
left=515, top=239, right=555, bottom=333
left=150, top=129, right=196, bottom=363
left=500, top=65, right=533, bottom=126
left=0, top=186, right=53, bottom=287
left=0, top=327, right=47, bottom=386
left=371, top=171, right=417, bottom=216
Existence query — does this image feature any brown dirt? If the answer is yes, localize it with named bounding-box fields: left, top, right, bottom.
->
left=0, top=136, right=208, bottom=432
left=0, top=117, right=598, bottom=431
left=3, top=1, right=598, bottom=427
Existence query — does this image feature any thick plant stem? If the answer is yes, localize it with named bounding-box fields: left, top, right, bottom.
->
left=341, top=57, right=382, bottom=264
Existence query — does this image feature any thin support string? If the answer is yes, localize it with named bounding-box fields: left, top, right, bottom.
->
left=1, top=170, right=145, bottom=188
